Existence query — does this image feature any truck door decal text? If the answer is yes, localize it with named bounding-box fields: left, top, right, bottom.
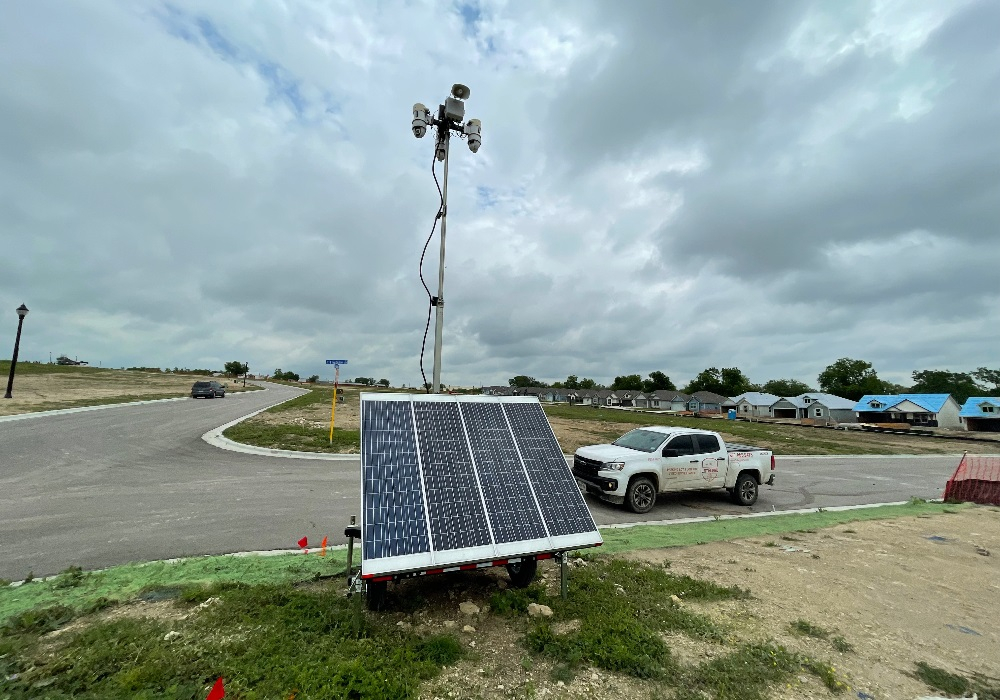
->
left=701, top=458, right=720, bottom=481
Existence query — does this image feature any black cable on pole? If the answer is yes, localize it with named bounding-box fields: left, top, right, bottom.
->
left=418, top=146, right=445, bottom=393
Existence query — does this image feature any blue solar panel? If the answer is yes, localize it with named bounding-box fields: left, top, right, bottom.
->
left=360, top=394, right=601, bottom=577
left=458, top=401, right=548, bottom=545
left=413, top=401, right=493, bottom=552
left=361, top=400, right=431, bottom=561
left=503, top=402, right=598, bottom=538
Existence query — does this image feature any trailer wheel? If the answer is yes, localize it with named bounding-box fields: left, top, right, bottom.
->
left=365, top=580, right=388, bottom=611
left=506, top=558, right=537, bottom=588
left=731, top=472, right=759, bottom=506
left=626, top=476, right=656, bottom=514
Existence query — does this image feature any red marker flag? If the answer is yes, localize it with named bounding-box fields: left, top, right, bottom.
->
left=320, top=536, right=328, bottom=557
left=206, top=677, right=225, bottom=700
left=297, top=536, right=308, bottom=549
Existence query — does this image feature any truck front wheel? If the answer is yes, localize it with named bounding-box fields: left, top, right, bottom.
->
left=626, top=476, right=657, bottom=514
left=731, top=473, right=759, bottom=506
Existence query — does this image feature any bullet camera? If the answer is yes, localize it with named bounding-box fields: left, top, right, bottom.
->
left=412, top=103, right=430, bottom=138
left=464, top=119, right=481, bottom=153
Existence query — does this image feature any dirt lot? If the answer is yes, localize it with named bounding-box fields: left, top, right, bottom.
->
left=415, top=506, right=999, bottom=699
left=0, top=368, right=257, bottom=416
left=544, top=415, right=1000, bottom=455
left=240, top=388, right=1000, bottom=456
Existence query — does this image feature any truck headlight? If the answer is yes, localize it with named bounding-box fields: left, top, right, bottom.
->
left=603, top=462, right=625, bottom=472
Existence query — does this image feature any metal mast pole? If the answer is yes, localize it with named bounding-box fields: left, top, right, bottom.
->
left=431, top=131, right=450, bottom=394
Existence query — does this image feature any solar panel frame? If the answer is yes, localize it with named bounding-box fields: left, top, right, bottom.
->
left=359, top=393, right=602, bottom=578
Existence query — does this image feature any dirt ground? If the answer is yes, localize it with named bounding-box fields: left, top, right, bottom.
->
left=0, top=369, right=258, bottom=416
left=244, top=389, right=1000, bottom=456
left=34, top=508, right=999, bottom=699
left=545, top=415, right=1000, bottom=455
left=415, top=506, right=1000, bottom=699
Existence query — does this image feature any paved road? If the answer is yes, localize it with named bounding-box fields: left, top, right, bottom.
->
left=0, top=389, right=970, bottom=580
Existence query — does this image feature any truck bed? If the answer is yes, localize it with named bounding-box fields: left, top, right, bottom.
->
left=725, top=443, right=768, bottom=453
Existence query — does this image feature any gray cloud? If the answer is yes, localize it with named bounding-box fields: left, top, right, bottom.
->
left=1, top=1, right=997, bottom=390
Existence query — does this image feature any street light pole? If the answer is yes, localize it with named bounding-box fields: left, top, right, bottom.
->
left=412, top=84, right=481, bottom=394
left=4, top=304, right=30, bottom=399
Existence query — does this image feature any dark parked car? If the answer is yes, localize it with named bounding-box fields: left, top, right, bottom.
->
left=191, top=380, right=226, bottom=399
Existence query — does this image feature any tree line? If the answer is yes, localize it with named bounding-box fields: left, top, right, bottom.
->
left=509, top=359, right=1000, bottom=403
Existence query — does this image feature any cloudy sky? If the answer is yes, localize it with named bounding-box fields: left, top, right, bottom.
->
left=2, top=1, right=997, bottom=389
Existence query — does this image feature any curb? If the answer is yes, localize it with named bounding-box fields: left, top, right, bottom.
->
left=201, top=390, right=358, bottom=461
left=3, top=501, right=949, bottom=587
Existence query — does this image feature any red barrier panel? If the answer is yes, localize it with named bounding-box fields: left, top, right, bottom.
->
left=944, top=452, right=1000, bottom=506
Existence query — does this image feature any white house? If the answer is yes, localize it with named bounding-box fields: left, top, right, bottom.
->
left=733, top=392, right=781, bottom=418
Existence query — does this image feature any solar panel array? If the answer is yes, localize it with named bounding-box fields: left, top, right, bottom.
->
left=360, top=394, right=602, bottom=577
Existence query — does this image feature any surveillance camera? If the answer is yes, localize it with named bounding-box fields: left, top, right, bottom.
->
left=464, top=119, right=481, bottom=153
left=451, top=83, right=471, bottom=100
left=412, top=103, right=430, bottom=138
left=435, top=143, right=447, bottom=161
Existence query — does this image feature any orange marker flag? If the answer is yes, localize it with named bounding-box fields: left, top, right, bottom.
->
left=206, top=677, right=225, bottom=700
left=320, top=536, right=328, bottom=557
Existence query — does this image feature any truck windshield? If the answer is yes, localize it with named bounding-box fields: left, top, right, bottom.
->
left=612, top=429, right=666, bottom=453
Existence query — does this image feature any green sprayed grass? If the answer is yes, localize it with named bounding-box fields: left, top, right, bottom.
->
left=1, top=582, right=461, bottom=700
left=596, top=502, right=967, bottom=554
left=0, top=552, right=347, bottom=627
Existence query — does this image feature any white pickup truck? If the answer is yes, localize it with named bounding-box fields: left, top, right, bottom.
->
left=572, top=426, right=775, bottom=514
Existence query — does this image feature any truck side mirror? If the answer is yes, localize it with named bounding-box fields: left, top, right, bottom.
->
left=662, top=448, right=679, bottom=458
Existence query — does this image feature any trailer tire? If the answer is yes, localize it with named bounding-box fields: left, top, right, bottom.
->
left=731, top=472, right=759, bottom=506
left=626, top=476, right=657, bottom=514
left=365, top=580, right=388, bottom=611
left=506, top=558, right=537, bottom=588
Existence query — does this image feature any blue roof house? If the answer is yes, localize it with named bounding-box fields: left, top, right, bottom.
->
left=854, top=394, right=962, bottom=428
left=959, top=397, right=1000, bottom=432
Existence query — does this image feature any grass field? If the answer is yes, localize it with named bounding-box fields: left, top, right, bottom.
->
left=542, top=403, right=996, bottom=455
left=220, top=389, right=996, bottom=456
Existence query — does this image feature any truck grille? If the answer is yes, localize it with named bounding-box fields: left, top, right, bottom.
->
left=573, top=455, right=602, bottom=477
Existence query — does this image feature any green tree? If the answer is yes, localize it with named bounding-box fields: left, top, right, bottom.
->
left=642, top=371, right=676, bottom=393
left=579, top=378, right=597, bottom=389
left=683, top=367, right=754, bottom=396
left=378, top=378, right=390, bottom=387
left=910, top=370, right=981, bottom=403
left=683, top=367, right=725, bottom=395
left=817, top=358, right=885, bottom=401
left=563, top=375, right=581, bottom=390
left=612, top=374, right=643, bottom=390
left=509, top=375, right=543, bottom=388
left=762, top=378, right=814, bottom=397
left=721, top=368, right=756, bottom=395
left=972, top=367, right=1000, bottom=394
left=224, top=361, right=248, bottom=377
left=306, top=374, right=319, bottom=383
